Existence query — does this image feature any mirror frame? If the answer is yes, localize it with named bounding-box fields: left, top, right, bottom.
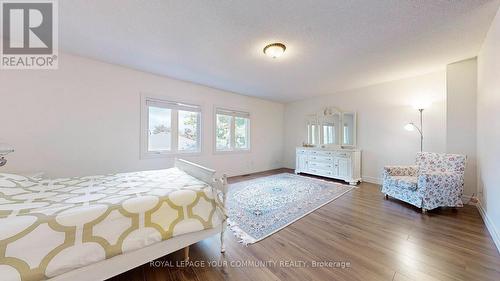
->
left=305, top=107, right=357, bottom=148
left=341, top=112, right=357, bottom=148
left=305, top=114, right=320, bottom=146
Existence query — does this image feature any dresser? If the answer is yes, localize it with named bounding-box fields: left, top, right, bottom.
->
left=295, top=147, right=361, bottom=185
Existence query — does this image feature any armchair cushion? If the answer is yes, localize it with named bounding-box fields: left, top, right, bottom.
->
left=384, top=176, right=418, bottom=191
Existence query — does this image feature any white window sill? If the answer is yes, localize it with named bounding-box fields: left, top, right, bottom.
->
left=141, top=151, right=202, bottom=159
left=213, top=149, right=251, bottom=155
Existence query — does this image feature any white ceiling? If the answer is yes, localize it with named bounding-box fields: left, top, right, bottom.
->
left=59, top=0, right=500, bottom=102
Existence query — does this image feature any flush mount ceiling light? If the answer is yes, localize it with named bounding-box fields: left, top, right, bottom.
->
left=263, top=43, right=286, bottom=59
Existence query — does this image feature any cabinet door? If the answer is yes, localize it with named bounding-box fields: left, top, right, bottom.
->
left=337, top=158, right=351, bottom=179
left=296, top=154, right=308, bottom=171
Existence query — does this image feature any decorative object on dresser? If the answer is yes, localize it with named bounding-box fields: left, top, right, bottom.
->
left=381, top=152, right=467, bottom=213
left=296, top=106, right=362, bottom=185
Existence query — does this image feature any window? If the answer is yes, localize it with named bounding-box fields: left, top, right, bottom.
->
left=234, top=116, right=250, bottom=149
left=215, top=108, right=250, bottom=152
left=148, top=106, right=172, bottom=152
left=178, top=110, right=200, bottom=152
left=142, top=97, right=201, bottom=157
left=216, top=114, right=231, bottom=150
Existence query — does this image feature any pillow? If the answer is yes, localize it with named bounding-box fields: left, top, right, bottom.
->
left=0, top=172, right=39, bottom=188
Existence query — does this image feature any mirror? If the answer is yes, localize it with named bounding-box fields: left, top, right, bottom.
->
left=306, top=114, right=320, bottom=146
left=342, top=112, right=356, bottom=147
left=319, top=110, right=341, bottom=146
left=305, top=108, right=356, bottom=148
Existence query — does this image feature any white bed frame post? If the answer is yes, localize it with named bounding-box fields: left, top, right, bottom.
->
left=219, top=174, right=228, bottom=253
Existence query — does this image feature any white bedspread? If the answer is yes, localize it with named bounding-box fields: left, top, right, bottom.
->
left=0, top=168, right=222, bottom=281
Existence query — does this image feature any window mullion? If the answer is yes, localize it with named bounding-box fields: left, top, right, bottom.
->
left=230, top=116, right=235, bottom=150
left=172, top=109, right=179, bottom=152
left=246, top=118, right=250, bottom=150
left=197, top=113, right=202, bottom=152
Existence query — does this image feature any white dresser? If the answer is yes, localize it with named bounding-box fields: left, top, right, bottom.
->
left=295, top=147, right=361, bottom=185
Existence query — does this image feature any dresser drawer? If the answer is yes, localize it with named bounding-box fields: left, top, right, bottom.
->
left=333, top=152, right=351, bottom=158
left=308, top=161, right=334, bottom=170
left=309, top=155, right=333, bottom=162
left=309, top=150, right=333, bottom=157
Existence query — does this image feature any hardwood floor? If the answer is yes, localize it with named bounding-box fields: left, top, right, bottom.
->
left=110, top=169, right=500, bottom=281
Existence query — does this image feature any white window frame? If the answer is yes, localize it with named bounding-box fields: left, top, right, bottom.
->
left=214, top=107, right=251, bottom=153
left=141, top=95, right=202, bottom=158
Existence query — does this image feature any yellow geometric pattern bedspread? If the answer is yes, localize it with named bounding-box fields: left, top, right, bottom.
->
left=0, top=168, right=221, bottom=281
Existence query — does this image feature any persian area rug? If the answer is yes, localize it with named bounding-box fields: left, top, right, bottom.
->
left=226, top=173, right=353, bottom=244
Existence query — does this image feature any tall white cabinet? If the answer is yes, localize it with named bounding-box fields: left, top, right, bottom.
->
left=295, top=147, right=361, bottom=185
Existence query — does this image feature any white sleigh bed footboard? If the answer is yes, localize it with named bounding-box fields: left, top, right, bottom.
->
left=48, top=159, right=228, bottom=281
left=174, top=158, right=228, bottom=253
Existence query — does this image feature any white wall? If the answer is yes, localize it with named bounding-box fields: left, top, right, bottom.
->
left=0, top=53, right=285, bottom=178
left=284, top=71, right=447, bottom=183
left=446, top=58, right=477, bottom=196
left=477, top=7, right=500, bottom=249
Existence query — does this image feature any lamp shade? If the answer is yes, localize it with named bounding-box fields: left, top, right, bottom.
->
left=404, top=123, right=415, bottom=131
left=0, top=143, right=14, bottom=156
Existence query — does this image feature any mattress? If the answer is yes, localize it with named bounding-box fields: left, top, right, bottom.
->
left=0, top=168, right=222, bottom=281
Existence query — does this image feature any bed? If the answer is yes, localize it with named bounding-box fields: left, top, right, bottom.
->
left=0, top=159, right=228, bottom=281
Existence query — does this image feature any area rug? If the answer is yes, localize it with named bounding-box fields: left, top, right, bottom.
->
left=226, top=173, right=353, bottom=245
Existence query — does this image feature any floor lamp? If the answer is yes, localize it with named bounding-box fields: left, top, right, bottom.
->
left=404, top=103, right=430, bottom=152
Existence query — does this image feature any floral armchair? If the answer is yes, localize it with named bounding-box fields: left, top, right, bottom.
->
left=381, top=152, right=467, bottom=213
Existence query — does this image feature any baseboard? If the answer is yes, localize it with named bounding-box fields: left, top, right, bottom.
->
left=476, top=200, right=500, bottom=253
left=362, top=176, right=381, bottom=185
